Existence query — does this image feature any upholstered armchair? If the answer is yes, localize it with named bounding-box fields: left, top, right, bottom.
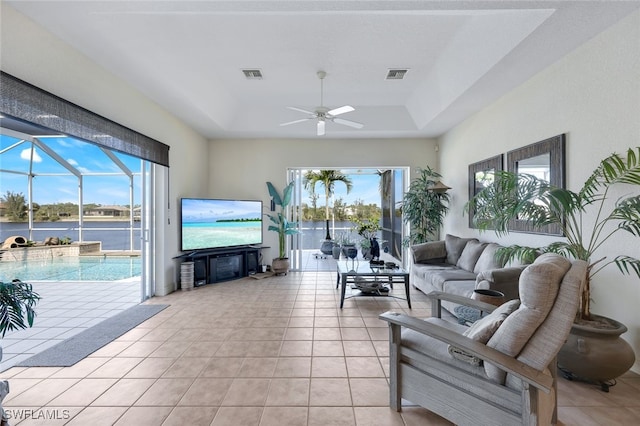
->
left=379, top=253, right=587, bottom=426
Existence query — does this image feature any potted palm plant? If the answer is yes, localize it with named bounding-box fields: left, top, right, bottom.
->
left=401, top=166, right=451, bottom=245
left=466, top=147, right=640, bottom=389
left=266, top=181, right=300, bottom=275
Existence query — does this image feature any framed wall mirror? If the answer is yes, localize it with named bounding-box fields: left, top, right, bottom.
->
left=507, top=133, right=566, bottom=235
left=468, top=154, right=503, bottom=228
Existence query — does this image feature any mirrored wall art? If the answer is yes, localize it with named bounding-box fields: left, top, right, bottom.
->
left=506, top=133, right=566, bottom=235
left=468, top=154, right=503, bottom=228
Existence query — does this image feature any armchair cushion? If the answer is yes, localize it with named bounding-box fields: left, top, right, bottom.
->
left=456, top=240, right=487, bottom=271
left=448, top=299, right=521, bottom=365
left=403, top=318, right=487, bottom=375
left=485, top=254, right=571, bottom=383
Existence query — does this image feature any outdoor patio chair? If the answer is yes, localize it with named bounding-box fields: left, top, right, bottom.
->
left=379, top=253, right=587, bottom=426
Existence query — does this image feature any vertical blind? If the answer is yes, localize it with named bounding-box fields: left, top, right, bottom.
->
left=0, top=71, right=170, bottom=167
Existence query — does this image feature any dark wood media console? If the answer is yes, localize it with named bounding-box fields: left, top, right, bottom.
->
left=175, top=246, right=262, bottom=287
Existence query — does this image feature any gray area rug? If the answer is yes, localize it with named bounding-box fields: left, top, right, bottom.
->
left=453, top=305, right=483, bottom=325
left=17, top=304, right=169, bottom=367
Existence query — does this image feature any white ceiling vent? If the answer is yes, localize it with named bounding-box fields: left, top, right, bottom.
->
left=386, top=69, right=408, bottom=80
left=242, top=69, right=263, bottom=79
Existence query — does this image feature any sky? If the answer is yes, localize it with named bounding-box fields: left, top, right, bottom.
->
left=304, top=172, right=382, bottom=207
left=1, top=134, right=385, bottom=207
left=0, top=134, right=143, bottom=206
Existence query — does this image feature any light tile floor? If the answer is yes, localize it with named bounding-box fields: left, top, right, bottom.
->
left=0, top=249, right=336, bottom=371
left=0, top=278, right=140, bottom=371
left=1, top=269, right=638, bottom=425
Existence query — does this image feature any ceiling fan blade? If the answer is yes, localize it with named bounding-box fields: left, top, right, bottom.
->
left=327, top=105, right=354, bottom=116
left=287, top=106, right=316, bottom=115
left=333, top=117, right=364, bottom=129
left=317, top=120, right=326, bottom=136
left=280, top=118, right=312, bottom=127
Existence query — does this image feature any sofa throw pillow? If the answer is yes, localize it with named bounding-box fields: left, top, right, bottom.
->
left=448, top=299, right=521, bottom=366
left=484, top=254, right=571, bottom=383
left=473, top=243, right=504, bottom=274
left=411, top=240, right=447, bottom=264
left=456, top=240, right=486, bottom=272
left=445, top=234, right=476, bottom=265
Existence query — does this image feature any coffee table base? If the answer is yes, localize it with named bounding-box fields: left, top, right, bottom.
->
left=336, top=269, right=411, bottom=309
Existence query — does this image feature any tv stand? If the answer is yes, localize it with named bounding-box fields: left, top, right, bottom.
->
left=175, top=246, right=263, bottom=287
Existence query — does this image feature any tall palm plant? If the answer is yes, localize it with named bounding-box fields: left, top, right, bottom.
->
left=303, top=170, right=353, bottom=240
left=401, top=167, right=451, bottom=245
left=466, top=147, right=640, bottom=320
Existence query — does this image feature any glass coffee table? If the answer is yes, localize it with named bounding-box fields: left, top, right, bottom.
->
left=336, top=260, right=411, bottom=309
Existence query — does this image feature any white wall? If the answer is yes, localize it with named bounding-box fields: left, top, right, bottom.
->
left=207, top=138, right=438, bottom=261
left=439, top=10, right=640, bottom=372
left=0, top=4, right=210, bottom=296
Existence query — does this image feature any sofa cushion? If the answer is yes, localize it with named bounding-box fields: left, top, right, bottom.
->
left=484, top=254, right=571, bottom=383
left=428, top=269, right=478, bottom=291
left=456, top=240, right=487, bottom=272
left=448, top=299, right=521, bottom=365
left=441, top=280, right=476, bottom=298
left=473, top=243, right=504, bottom=274
left=445, top=234, right=476, bottom=265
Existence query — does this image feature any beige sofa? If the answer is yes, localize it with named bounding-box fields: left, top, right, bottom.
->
left=410, top=234, right=527, bottom=315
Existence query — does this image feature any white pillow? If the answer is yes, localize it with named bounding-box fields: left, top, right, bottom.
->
left=448, top=300, right=521, bottom=365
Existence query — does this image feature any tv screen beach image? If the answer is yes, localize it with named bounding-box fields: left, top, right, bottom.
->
left=181, top=199, right=262, bottom=251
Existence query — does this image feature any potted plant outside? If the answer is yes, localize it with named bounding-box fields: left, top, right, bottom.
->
left=401, top=167, right=451, bottom=246
left=266, top=181, right=300, bottom=275
left=466, top=147, right=640, bottom=388
left=331, top=232, right=348, bottom=259
left=352, top=217, right=381, bottom=260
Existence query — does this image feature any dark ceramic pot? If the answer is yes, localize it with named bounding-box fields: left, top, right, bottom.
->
left=558, top=314, right=635, bottom=385
left=320, top=239, right=334, bottom=255
left=341, top=244, right=357, bottom=259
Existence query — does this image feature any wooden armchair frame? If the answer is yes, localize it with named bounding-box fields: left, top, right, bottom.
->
left=380, top=292, right=559, bottom=426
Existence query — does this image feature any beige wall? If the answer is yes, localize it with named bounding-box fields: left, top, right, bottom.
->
left=0, top=4, right=210, bottom=295
left=207, top=138, right=438, bottom=261
left=439, top=10, right=640, bottom=372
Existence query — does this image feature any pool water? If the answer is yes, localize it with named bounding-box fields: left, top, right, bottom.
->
left=0, top=256, right=141, bottom=281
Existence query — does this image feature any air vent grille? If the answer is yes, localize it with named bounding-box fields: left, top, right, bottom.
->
left=386, top=69, right=408, bottom=80
left=242, top=69, right=263, bottom=79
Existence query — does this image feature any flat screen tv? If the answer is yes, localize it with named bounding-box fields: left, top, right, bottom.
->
left=180, top=198, right=263, bottom=252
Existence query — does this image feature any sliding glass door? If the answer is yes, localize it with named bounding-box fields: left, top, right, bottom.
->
left=287, top=167, right=408, bottom=271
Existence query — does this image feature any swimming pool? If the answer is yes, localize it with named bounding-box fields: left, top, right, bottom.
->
left=0, top=256, right=141, bottom=282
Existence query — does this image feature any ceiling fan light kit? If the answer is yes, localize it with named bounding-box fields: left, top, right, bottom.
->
left=280, top=70, right=363, bottom=136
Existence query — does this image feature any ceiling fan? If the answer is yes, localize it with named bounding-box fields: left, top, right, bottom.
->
left=280, top=71, right=363, bottom=136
